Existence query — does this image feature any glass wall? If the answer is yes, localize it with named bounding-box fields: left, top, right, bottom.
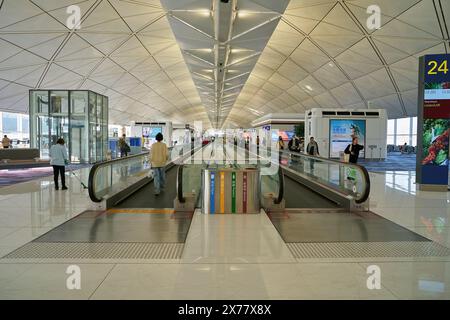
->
left=386, top=117, right=418, bottom=147
left=30, top=90, right=108, bottom=163
left=0, top=112, right=30, bottom=148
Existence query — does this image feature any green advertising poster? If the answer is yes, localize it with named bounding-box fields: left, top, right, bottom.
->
left=231, top=172, right=236, bottom=214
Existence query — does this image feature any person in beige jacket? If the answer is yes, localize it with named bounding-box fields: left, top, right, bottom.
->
left=151, top=132, right=169, bottom=195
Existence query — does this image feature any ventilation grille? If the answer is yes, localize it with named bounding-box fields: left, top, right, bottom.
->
left=287, top=242, right=450, bottom=259
left=3, top=242, right=184, bottom=260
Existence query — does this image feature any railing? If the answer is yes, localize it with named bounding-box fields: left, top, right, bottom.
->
left=275, top=166, right=284, bottom=205
left=226, top=143, right=370, bottom=204
left=274, top=148, right=370, bottom=204
left=88, top=144, right=193, bottom=203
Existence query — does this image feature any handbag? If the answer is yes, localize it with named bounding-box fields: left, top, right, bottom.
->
left=343, top=144, right=352, bottom=163
left=343, top=153, right=350, bottom=163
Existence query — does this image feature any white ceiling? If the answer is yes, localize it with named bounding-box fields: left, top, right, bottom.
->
left=0, top=0, right=448, bottom=128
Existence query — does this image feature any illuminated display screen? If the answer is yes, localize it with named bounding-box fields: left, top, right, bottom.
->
left=329, top=119, right=366, bottom=158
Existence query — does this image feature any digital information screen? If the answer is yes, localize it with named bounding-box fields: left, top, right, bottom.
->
left=419, top=54, right=450, bottom=186
left=329, top=119, right=366, bottom=158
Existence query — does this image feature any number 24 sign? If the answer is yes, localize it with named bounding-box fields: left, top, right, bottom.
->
left=424, top=54, right=450, bottom=83
left=428, top=60, right=448, bottom=75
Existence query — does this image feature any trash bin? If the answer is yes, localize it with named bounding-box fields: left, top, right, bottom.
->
left=202, top=167, right=260, bottom=214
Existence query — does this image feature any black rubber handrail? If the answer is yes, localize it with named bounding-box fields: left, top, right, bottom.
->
left=274, top=166, right=284, bottom=205
left=88, top=152, right=150, bottom=203
left=280, top=149, right=371, bottom=204
left=240, top=145, right=371, bottom=205
left=177, top=165, right=185, bottom=203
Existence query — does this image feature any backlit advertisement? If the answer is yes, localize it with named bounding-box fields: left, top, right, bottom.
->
left=419, top=54, right=450, bottom=186
left=329, top=119, right=366, bottom=158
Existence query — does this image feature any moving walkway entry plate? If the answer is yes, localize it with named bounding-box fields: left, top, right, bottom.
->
left=202, top=167, right=260, bottom=214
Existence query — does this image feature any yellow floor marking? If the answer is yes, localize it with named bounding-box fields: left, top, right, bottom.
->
left=107, top=209, right=175, bottom=214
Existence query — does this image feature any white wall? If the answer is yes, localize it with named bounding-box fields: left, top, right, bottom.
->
left=305, top=109, right=388, bottom=160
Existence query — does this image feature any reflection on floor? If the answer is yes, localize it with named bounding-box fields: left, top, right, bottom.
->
left=34, top=210, right=193, bottom=243
left=0, top=164, right=90, bottom=187
left=269, top=210, right=429, bottom=243
left=359, top=152, right=416, bottom=172
left=2, top=164, right=450, bottom=299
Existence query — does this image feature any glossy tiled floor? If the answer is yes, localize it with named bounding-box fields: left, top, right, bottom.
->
left=1, top=165, right=450, bottom=299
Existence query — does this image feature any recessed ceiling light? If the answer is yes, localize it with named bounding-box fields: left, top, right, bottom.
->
left=238, top=11, right=251, bottom=18
left=197, top=9, right=211, bottom=16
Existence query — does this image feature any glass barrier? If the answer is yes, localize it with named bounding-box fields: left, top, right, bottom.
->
left=89, top=144, right=192, bottom=202
left=229, top=144, right=370, bottom=204
left=178, top=164, right=204, bottom=203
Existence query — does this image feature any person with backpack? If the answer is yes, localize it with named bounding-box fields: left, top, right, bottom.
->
left=118, top=134, right=130, bottom=157
left=306, top=137, right=319, bottom=171
left=288, top=134, right=301, bottom=163
left=151, top=132, right=169, bottom=196
left=288, top=135, right=301, bottom=153
left=50, top=138, right=69, bottom=190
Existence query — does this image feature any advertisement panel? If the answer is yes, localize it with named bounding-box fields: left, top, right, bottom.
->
left=329, top=119, right=366, bottom=158
left=419, top=54, right=450, bottom=186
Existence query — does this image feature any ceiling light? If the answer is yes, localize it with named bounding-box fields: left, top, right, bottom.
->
left=305, top=85, right=313, bottom=91
left=198, top=9, right=211, bottom=16
left=196, top=48, right=213, bottom=53
left=238, top=11, right=251, bottom=18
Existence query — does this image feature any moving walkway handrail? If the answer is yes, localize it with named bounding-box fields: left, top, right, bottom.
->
left=88, top=144, right=192, bottom=203
left=279, top=149, right=371, bottom=204
left=235, top=144, right=370, bottom=204
left=275, top=166, right=284, bottom=205
left=88, top=151, right=150, bottom=203
left=175, top=142, right=212, bottom=204
left=177, top=165, right=185, bottom=203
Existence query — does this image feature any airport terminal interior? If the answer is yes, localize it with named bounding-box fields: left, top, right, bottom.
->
left=0, top=0, right=450, bottom=300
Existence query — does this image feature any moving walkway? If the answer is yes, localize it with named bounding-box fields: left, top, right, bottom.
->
left=87, top=141, right=371, bottom=212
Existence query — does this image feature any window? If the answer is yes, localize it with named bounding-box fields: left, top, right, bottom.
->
left=2, top=113, right=18, bottom=133
left=396, top=117, right=410, bottom=135
left=387, top=119, right=395, bottom=135
left=387, top=135, right=395, bottom=145
left=396, top=135, right=410, bottom=145
left=386, top=117, right=418, bottom=148
left=22, top=116, right=29, bottom=134
left=412, top=117, right=417, bottom=135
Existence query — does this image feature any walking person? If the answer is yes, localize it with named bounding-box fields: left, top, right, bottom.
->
left=344, top=137, right=364, bottom=164
left=288, top=134, right=301, bottom=162
left=50, top=138, right=69, bottom=190
left=118, top=134, right=130, bottom=157
left=256, top=135, right=260, bottom=154
left=151, top=132, right=168, bottom=196
left=2, top=135, right=11, bottom=149
left=277, top=136, right=285, bottom=163
left=306, top=137, right=319, bottom=171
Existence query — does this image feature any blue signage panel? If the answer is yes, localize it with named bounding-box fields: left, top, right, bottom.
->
left=210, top=172, right=215, bottom=214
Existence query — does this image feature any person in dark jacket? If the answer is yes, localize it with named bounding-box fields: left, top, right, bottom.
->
left=344, top=137, right=364, bottom=164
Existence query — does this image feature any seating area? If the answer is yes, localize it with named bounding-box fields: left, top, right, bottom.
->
left=387, top=144, right=416, bottom=154
left=0, top=148, right=50, bottom=169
